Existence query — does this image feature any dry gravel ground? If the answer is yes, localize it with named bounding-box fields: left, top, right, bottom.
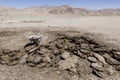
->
left=0, top=15, right=120, bottom=80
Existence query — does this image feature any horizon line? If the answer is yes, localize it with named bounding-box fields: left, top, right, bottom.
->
left=0, top=4, right=120, bottom=10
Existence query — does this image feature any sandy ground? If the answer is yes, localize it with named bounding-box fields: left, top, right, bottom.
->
left=0, top=15, right=120, bottom=50
left=0, top=15, right=120, bottom=80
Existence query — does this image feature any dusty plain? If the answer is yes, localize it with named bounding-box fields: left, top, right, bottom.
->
left=0, top=15, right=120, bottom=80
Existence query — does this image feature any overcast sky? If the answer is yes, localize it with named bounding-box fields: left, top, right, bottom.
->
left=0, top=0, right=120, bottom=9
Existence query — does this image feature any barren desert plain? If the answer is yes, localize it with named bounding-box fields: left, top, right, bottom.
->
left=0, top=7, right=120, bottom=80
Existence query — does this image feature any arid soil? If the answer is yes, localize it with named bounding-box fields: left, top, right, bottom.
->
left=0, top=15, right=120, bottom=80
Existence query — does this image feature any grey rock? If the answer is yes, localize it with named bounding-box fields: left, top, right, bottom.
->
left=103, top=54, right=120, bottom=65
left=77, top=50, right=87, bottom=59
left=61, top=51, right=70, bottom=59
left=91, top=63, right=104, bottom=72
left=80, top=49, right=91, bottom=54
left=114, top=52, right=120, bottom=60
left=92, top=69, right=104, bottom=78
left=93, top=53, right=107, bottom=64
left=88, top=57, right=97, bottom=63
left=81, top=43, right=90, bottom=49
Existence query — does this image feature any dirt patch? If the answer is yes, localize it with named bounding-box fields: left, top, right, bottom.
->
left=0, top=31, right=119, bottom=80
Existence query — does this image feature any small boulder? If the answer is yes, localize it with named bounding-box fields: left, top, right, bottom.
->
left=81, top=43, right=90, bottom=49
left=103, top=54, right=120, bottom=65
left=80, top=49, right=91, bottom=54
left=91, top=63, right=104, bottom=72
left=114, top=52, right=120, bottom=61
left=61, top=51, right=70, bottom=59
left=92, top=69, right=104, bottom=78
left=88, top=57, right=97, bottom=63
left=93, top=53, right=107, bottom=64
left=77, top=50, right=87, bottom=59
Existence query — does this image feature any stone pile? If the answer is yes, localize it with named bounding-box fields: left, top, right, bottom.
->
left=0, top=34, right=120, bottom=79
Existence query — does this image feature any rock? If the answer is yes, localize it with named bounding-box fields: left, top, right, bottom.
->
left=88, top=57, right=97, bottom=63
left=8, top=52, right=17, bottom=57
left=55, top=40, right=64, bottom=49
left=36, top=63, right=47, bottom=68
left=80, top=49, right=91, bottom=54
left=19, top=54, right=28, bottom=64
left=114, top=52, right=120, bottom=61
left=38, top=48, right=47, bottom=55
left=91, top=63, right=104, bottom=72
left=10, top=61, right=18, bottom=65
left=58, top=58, right=75, bottom=70
left=93, top=53, right=107, bottom=64
left=116, top=52, right=120, bottom=57
left=76, top=50, right=87, bottom=59
left=2, top=50, right=11, bottom=54
left=81, top=43, right=90, bottom=49
left=115, top=66, right=120, bottom=71
left=34, top=56, right=42, bottom=64
left=93, top=47, right=108, bottom=53
left=103, top=54, right=120, bottom=65
left=27, top=62, right=36, bottom=67
left=61, top=51, right=70, bottom=59
left=45, top=56, right=51, bottom=62
left=26, top=55, right=35, bottom=62
left=1, top=55, right=9, bottom=61
left=69, top=67, right=77, bottom=73
left=53, top=49, right=60, bottom=55
left=92, top=69, right=104, bottom=78
left=72, top=75, right=79, bottom=80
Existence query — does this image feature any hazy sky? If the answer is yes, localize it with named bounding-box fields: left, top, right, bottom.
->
left=0, top=0, right=120, bottom=9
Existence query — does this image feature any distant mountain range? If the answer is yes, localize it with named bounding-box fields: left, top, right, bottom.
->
left=0, top=5, right=120, bottom=16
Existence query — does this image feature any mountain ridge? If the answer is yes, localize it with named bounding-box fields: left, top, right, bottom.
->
left=0, top=5, right=120, bottom=16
